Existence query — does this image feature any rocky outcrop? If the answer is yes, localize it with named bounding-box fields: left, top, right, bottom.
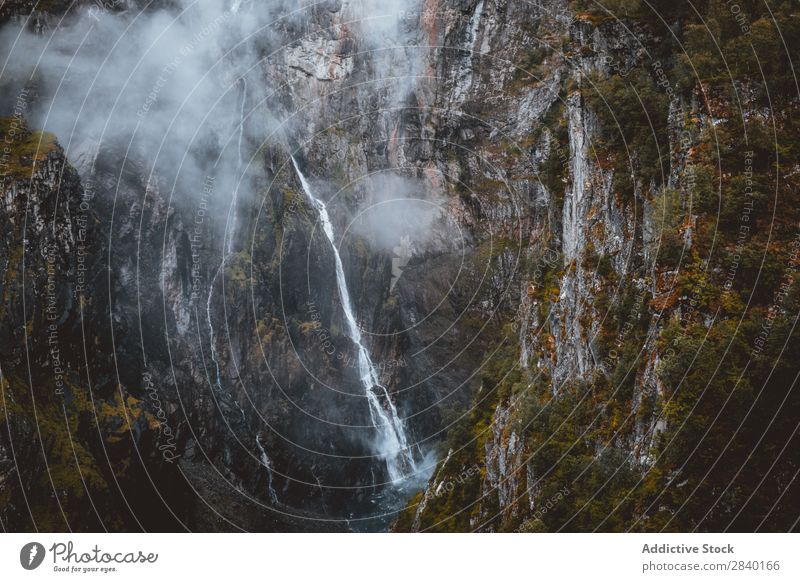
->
left=397, top=0, right=678, bottom=531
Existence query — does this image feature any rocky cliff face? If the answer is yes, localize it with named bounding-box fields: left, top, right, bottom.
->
left=392, top=0, right=800, bottom=532
left=2, top=0, right=798, bottom=532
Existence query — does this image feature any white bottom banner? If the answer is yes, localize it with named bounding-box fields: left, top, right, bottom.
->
left=0, top=533, right=796, bottom=581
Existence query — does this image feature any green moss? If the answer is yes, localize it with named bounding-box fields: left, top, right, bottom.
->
left=0, top=117, right=59, bottom=179
left=225, top=250, right=253, bottom=284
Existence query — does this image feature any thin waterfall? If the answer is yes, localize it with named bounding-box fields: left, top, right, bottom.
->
left=205, top=75, right=246, bottom=398
left=468, top=0, right=484, bottom=57
left=291, top=156, right=416, bottom=483
left=256, top=434, right=279, bottom=504
left=205, top=61, right=279, bottom=501
left=206, top=262, right=224, bottom=392
left=237, top=77, right=247, bottom=167
left=452, top=0, right=484, bottom=102
left=228, top=76, right=246, bottom=255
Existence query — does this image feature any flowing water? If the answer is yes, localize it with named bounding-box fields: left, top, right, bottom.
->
left=291, top=156, right=417, bottom=483
left=206, top=68, right=280, bottom=503
left=256, top=434, right=280, bottom=504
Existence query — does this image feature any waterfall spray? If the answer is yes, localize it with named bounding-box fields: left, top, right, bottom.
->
left=291, top=156, right=417, bottom=483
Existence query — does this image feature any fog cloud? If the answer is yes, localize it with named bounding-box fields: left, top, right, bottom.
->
left=0, top=0, right=281, bottom=215
left=344, top=173, right=445, bottom=255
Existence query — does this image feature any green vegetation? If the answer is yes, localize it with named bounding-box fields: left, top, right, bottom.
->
left=583, top=70, right=670, bottom=202
left=406, top=337, right=522, bottom=532
left=0, top=372, right=151, bottom=530
left=0, top=116, right=59, bottom=179
left=402, top=0, right=800, bottom=532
